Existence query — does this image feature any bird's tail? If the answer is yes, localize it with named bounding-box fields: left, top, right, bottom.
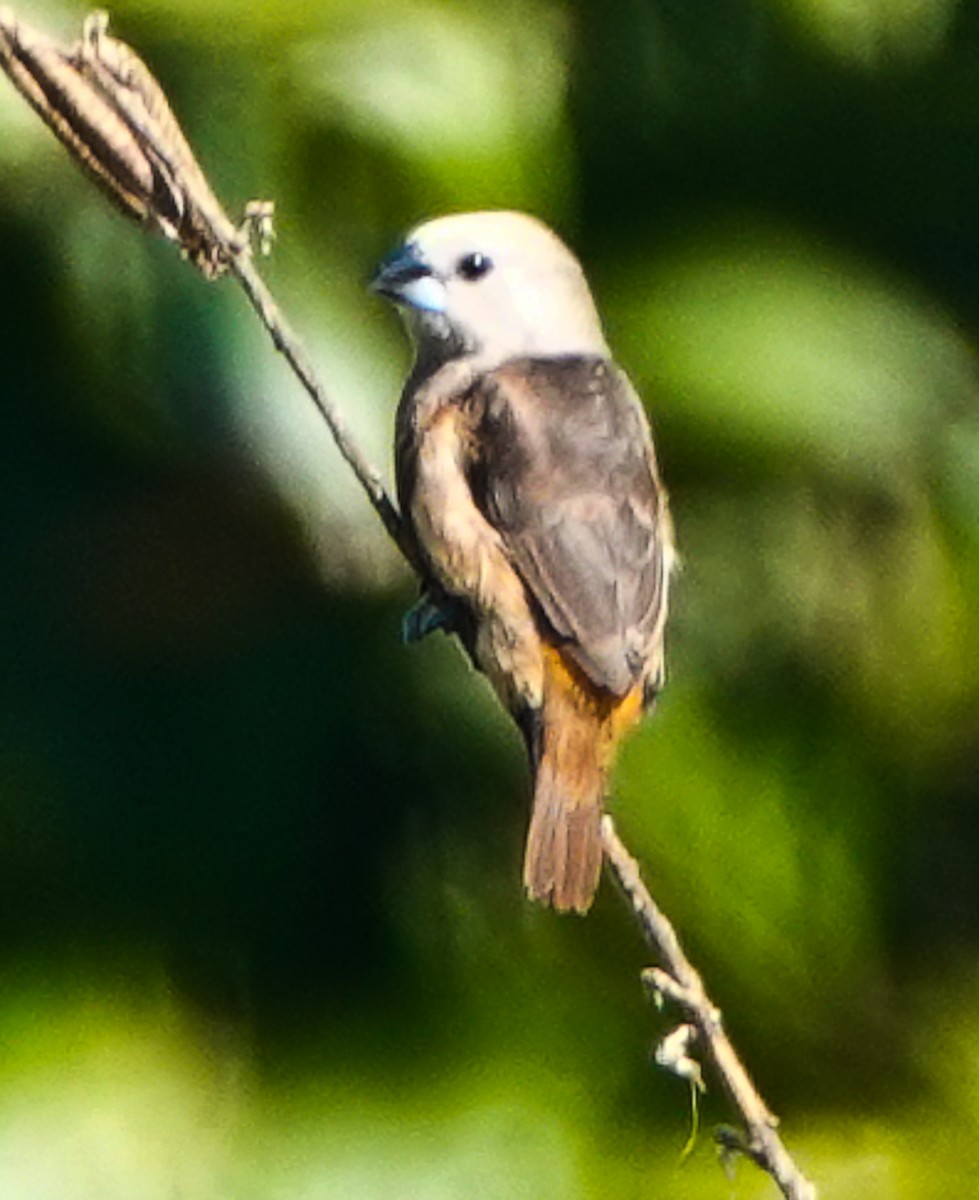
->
left=523, top=647, right=643, bottom=914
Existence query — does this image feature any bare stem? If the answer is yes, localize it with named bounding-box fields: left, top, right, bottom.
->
left=601, top=816, right=818, bottom=1200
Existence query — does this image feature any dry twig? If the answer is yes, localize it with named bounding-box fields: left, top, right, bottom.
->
left=602, top=817, right=817, bottom=1199
left=0, top=10, right=818, bottom=1198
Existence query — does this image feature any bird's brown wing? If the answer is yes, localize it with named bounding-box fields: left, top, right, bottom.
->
left=469, top=355, right=670, bottom=697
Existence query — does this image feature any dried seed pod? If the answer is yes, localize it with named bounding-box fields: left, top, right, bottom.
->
left=78, top=11, right=241, bottom=275
left=0, top=8, right=156, bottom=223
left=0, top=8, right=243, bottom=278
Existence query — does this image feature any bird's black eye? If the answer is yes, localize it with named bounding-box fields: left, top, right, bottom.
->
left=456, top=252, right=493, bottom=281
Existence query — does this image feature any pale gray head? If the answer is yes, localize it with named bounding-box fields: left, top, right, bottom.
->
left=370, top=211, right=610, bottom=372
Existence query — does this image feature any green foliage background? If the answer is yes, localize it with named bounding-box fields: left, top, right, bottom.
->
left=1, top=0, right=978, bottom=1196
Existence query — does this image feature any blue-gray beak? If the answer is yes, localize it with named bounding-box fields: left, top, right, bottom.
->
left=370, top=241, right=446, bottom=313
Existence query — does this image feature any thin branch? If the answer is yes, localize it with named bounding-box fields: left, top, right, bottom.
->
left=228, top=252, right=417, bottom=567
left=602, top=816, right=818, bottom=1200
left=0, top=9, right=818, bottom=1198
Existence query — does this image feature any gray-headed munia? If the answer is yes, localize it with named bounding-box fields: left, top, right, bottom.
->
left=372, top=212, right=674, bottom=914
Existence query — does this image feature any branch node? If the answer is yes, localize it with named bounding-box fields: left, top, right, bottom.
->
left=654, top=1022, right=706, bottom=1094
left=241, top=199, right=276, bottom=257
left=642, top=966, right=695, bottom=1008
left=715, top=1123, right=769, bottom=1169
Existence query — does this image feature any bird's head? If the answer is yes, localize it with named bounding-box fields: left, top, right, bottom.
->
left=370, top=211, right=609, bottom=372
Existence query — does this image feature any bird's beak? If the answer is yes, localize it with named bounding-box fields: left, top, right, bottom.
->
left=370, top=241, right=447, bottom=314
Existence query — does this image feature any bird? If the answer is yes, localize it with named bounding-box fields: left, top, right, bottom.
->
left=371, top=211, right=674, bottom=914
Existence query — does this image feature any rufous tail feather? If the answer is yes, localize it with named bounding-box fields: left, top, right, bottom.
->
left=523, top=647, right=643, bottom=914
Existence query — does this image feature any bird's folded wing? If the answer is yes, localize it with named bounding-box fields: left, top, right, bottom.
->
left=468, top=356, right=668, bottom=697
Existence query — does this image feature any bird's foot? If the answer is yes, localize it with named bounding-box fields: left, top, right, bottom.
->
left=401, top=592, right=464, bottom=644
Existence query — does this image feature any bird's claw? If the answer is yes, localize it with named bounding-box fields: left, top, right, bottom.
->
left=401, top=593, right=463, bottom=644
